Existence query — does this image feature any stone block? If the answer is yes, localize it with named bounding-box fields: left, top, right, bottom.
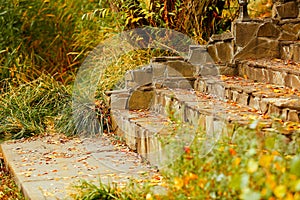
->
left=155, top=77, right=194, bottom=89
left=152, top=63, right=167, bottom=78
left=166, top=61, right=196, bottom=77
left=236, top=92, right=249, bottom=105
left=218, top=64, right=238, bottom=76
left=136, top=129, right=147, bottom=155
left=124, top=123, right=137, bottom=150
left=132, top=70, right=153, bottom=87
left=128, top=90, right=154, bottom=110
left=254, top=68, right=264, bottom=82
left=199, top=64, right=219, bottom=76
left=194, top=78, right=207, bottom=92
left=235, top=38, right=280, bottom=60
left=111, top=92, right=130, bottom=110
left=232, top=21, right=260, bottom=47
left=215, top=41, right=234, bottom=63
left=249, top=96, right=260, bottom=110
left=188, top=46, right=213, bottom=65
left=232, top=90, right=240, bottom=102
left=207, top=44, right=220, bottom=63
left=268, top=104, right=282, bottom=116
left=291, top=43, right=300, bottom=63
left=272, top=1, right=299, bottom=19
left=211, top=83, right=225, bottom=99
left=262, top=68, right=272, bottom=83
left=125, top=71, right=134, bottom=81
left=281, top=23, right=299, bottom=35
left=225, top=88, right=232, bottom=100
left=287, top=110, right=300, bottom=122
left=210, top=32, right=234, bottom=42
left=285, top=74, right=300, bottom=89
left=259, top=98, right=269, bottom=114
left=278, top=31, right=298, bottom=41
left=257, top=22, right=280, bottom=38
left=272, top=70, right=287, bottom=86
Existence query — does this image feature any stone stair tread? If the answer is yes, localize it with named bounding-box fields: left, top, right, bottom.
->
left=238, top=59, right=300, bottom=90
left=243, top=58, right=300, bottom=75
left=195, top=74, right=300, bottom=120
left=221, top=75, right=300, bottom=98
left=154, top=88, right=271, bottom=124
left=111, top=109, right=173, bottom=135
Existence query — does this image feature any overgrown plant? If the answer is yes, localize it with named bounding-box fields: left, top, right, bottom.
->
left=0, top=74, right=71, bottom=139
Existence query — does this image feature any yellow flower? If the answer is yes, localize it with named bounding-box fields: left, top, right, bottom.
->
left=174, top=177, right=184, bottom=190
left=146, top=193, right=153, bottom=200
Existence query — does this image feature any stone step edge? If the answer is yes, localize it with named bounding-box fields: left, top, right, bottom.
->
left=237, top=59, right=300, bottom=89
left=152, top=88, right=272, bottom=126
left=194, top=75, right=300, bottom=122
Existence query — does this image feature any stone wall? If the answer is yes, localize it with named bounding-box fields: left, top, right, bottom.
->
left=207, top=0, right=300, bottom=65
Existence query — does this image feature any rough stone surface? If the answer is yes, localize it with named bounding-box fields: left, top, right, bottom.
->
left=210, top=32, right=234, bottom=42
left=257, top=22, right=281, bottom=38
left=235, top=38, right=280, bottom=60
left=272, top=1, right=299, bottom=19
left=233, top=22, right=260, bottom=47
left=128, top=90, right=155, bottom=110
left=188, top=46, right=212, bottom=65
left=207, top=44, right=219, bottom=63
left=166, top=61, right=196, bottom=77
left=215, top=41, right=234, bottom=63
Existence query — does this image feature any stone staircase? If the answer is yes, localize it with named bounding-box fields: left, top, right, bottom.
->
left=108, top=56, right=300, bottom=168
left=107, top=0, right=300, bottom=168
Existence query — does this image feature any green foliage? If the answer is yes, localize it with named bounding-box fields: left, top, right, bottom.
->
left=69, top=179, right=153, bottom=200
left=0, top=74, right=71, bottom=139
left=0, top=161, right=24, bottom=200
left=0, top=0, right=122, bottom=83
left=161, top=125, right=300, bottom=199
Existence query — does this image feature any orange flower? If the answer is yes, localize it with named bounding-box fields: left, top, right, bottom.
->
left=229, top=148, right=237, bottom=156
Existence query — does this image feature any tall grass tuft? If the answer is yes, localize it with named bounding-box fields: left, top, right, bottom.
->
left=0, top=73, right=71, bottom=139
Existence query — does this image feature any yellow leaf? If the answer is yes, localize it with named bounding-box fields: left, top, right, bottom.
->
left=259, top=155, right=273, bottom=168
left=220, top=75, right=227, bottom=81
left=174, top=177, right=184, bottom=190
left=234, top=157, right=242, bottom=167
left=274, top=185, right=286, bottom=198
left=247, top=159, right=258, bottom=173
left=146, top=193, right=152, bottom=200
left=273, top=89, right=281, bottom=93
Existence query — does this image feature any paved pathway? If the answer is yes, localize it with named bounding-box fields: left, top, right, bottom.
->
left=0, top=134, right=157, bottom=200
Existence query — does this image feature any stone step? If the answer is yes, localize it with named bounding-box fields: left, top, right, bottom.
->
left=111, top=88, right=273, bottom=167
left=151, top=88, right=270, bottom=126
left=194, top=74, right=300, bottom=122
left=237, top=59, right=300, bottom=89
left=111, top=109, right=179, bottom=168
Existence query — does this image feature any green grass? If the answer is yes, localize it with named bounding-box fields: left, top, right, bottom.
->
left=0, top=73, right=71, bottom=139
left=0, top=158, right=24, bottom=200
